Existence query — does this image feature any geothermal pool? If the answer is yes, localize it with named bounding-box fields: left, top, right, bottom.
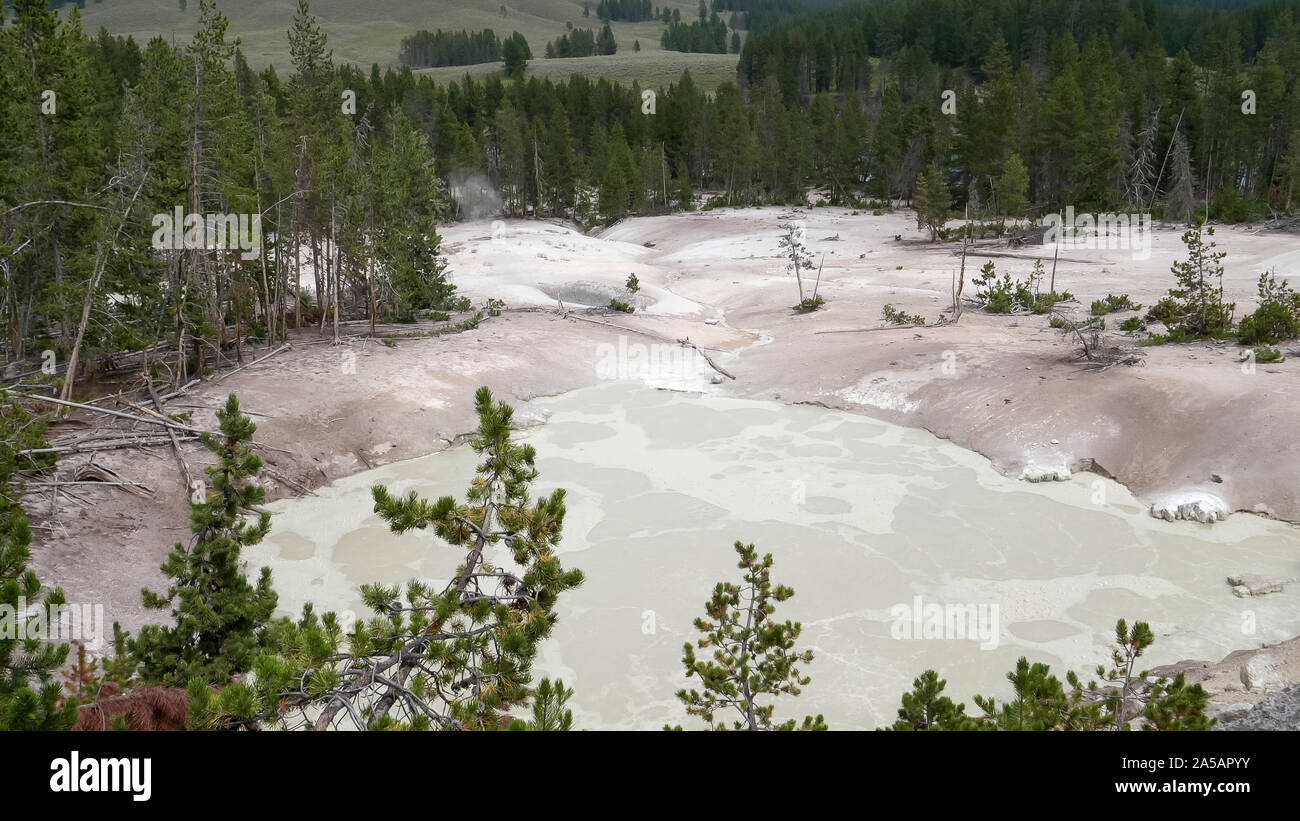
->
left=250, top=383, right=1300, bottom=730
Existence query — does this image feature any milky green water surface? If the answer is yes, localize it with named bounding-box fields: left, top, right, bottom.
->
left=250, top=383, right=1300, bottom=729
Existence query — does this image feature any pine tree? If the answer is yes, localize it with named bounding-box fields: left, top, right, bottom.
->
left=0, top=0, right=106, bottom=364
left=708, top=85, right=753, bottom=203
left=1143, top=673, right=1215, bottom=730
left=1089, top=618, right=1216, bottom=730
left=494, top=103, right=528, bottom=216
left=808, top=92, right=837, bottom=183
left=1164, top=220, right=1234, bottom=338
left=981, top=32, right=1017, bottom=166
left=995, top=153, right=1029, bottom=226
left=673, top=158, right=694, bottom=210
left=62, top=642, right=102, bottom=703
left=538, top=105, right=576, bottom=216
left=0, top=394, right=76, bottom=731
left=191, top=387, right=584, bottom=730
left=750, top=78, right=799, bottom=197
left=912, top=163, right=950, bottom=241
left=599, top=126, right=636, bottom=222
left=119, top=36, right=192, bottom=355
left=127, top=394, right=278, bottom=687
left=513, top=677, right=574, bottom=730
left=1246, top=37, right=1290, bottom=199
left=778, top=221, right=820, bottom=311
left=1203, top=31, right=1245, bottom=198
left=614, top=124, right=643, bottom=212
left=955, top=82, right=994, bottom=204
left=370, top=109, right=453, bottom=318
left=1038, top=36, right=1088, bottom=203
left=1164, top=127, right=1196, bottom=223
left=890, top=617, right=1215, bottom=731
left=972, top=656, right=1107, bottom=730
left=1094, top=618, right=1153, bottom=728
left=1276, top=129, right=1300, bottom=212
left=886, top=670, right=985, bottom=731
left=669, top=541, right=826, bottom=731
left=599, top=157, right=629, bottom=222
left=285, top=0, right=348, bottom=338
left=872, top=84, right=908, bottom=198
left=175, top=0, right=261, bottom=368
left=502, top=32, right=529, bottom=78
left=1165, top=49, right=1204, bottom=176
left=831, top=93, right=867, bottom=200
left=1075, top=34, right=1123, bottom=208
left=596, top=23, right=617, bottom=56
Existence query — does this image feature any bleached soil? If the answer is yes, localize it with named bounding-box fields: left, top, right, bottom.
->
left=29, top=205, right=1300, bottom=716
left=447, top=207, right=1300, bottom=526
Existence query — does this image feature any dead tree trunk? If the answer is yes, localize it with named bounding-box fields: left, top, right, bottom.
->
left=60, top=177, right=148, bottom=407
left=330, top=197, right=340, bottom=344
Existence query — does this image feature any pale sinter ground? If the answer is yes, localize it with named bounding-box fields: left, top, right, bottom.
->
left=28, top=205, right=1300, bottom=725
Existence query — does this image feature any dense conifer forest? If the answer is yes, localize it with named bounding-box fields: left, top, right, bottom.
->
left=398, top=28, right=528, bottom=69
left=2, top=0, right=1298, bottom=746
left=2, top=0, right=1296, bottom=387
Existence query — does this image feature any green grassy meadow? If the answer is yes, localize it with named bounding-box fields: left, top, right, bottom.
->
left=72, top=0, right=738, bottom=90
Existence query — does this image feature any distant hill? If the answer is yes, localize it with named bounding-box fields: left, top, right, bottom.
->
left=60, top=0, right=737, bottom=89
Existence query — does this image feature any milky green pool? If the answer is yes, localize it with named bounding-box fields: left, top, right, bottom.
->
left=250, top=383, right=1300, bottom=729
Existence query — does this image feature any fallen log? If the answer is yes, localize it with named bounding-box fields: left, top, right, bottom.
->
left=166, top=403, right=271, bottom=418
left=19, top=434, right=198, bottom=456
left=148, top=379, right=192, bottom=493
left=212, top=342, right=292, bottom=383
left=814, top=324, right=926, bottom=334
left=15, top=393, right=214, bottom=436
left=676, top=337, right=736, bottom=380
left=564, top=313, right=656, bottom=337
left=955, top=247, right=1096, bottom=264
left=263, top=465, right=318, bottom=497
left=117, top=398, right=166, bottom=420
left=559, top=313, right=737, bottom=380
left=24, top=480, right=153, bottom=495
left=156, top=379, right=199, bottom=403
